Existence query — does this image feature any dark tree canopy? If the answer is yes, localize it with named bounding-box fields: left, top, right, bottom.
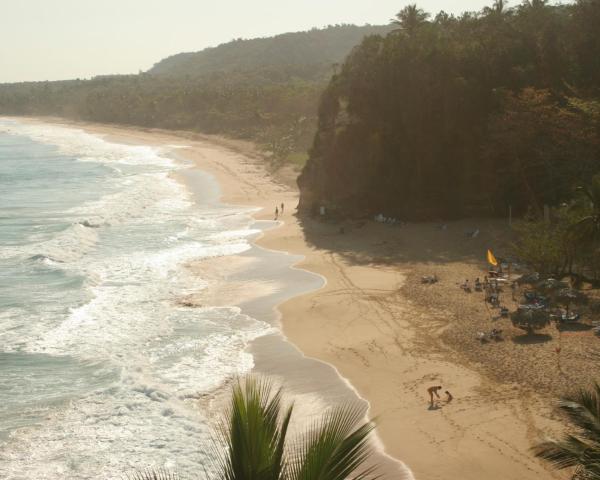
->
left=298, top=0, right=600, bottom=220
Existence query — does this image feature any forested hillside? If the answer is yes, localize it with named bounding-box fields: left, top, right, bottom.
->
left=0, top=25, right=387, bottom=167
left=298, top=0, right=600, bottom=219
left=150, top=25, right=392, bottom=81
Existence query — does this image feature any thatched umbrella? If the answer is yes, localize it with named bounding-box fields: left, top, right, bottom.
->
left=556, top=288, right=587, bottom=314
left=516, top=272, right=540, bottom=286
left=511, top=307, right=551, bottom=334
left=536, top=278, right=569, bottom=293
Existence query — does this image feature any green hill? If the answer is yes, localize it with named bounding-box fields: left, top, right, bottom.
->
left=149, top=25, right=392, bottom=81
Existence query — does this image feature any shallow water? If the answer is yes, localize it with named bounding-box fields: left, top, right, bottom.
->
left=0, top=120, right=272, bottom=478
left=0, top=119, right=414, bottom=480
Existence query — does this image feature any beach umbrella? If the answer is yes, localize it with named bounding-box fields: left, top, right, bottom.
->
left=516, top=272, right=540, bottom=286
left=511, top=308, right=551, bottom=334
left=536, top=278, right=568, bottom=293
left=556, top=288, right=587, bottom=313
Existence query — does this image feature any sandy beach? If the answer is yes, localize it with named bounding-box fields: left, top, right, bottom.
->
left=15, top=118, right=587, bottom=479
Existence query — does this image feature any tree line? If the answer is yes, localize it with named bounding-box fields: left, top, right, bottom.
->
left=0, top=25, right=392, bottom=169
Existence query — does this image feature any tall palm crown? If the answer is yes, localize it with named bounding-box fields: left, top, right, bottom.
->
left=484, top=0, right=507, bottom=16
left=534, top=383, right=600, bottom=479
left=391, top=4, right=431, bottom=36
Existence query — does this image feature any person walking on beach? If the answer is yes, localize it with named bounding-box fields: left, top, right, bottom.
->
left=427, top=385, right=442, bottom=407
left=281, top=202, right=285, bottom=214
left=275, top=206, right=279, bottom=219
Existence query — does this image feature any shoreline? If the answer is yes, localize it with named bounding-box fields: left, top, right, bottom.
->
left=5, top=117, right=569, bottom=480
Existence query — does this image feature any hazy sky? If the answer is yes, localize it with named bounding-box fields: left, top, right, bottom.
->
left=1, top=0, right=496, bottom=83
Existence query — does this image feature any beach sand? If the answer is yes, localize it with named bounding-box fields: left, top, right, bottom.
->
left=16, top=118, right=582, bottom=479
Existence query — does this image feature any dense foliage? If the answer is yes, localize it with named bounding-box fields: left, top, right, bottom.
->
left=534, top=383, right=600, bottom=480
left=298, top=1, right=600, bottom=219
left=0, top=25, right=388, bottom=166
left=150, top=25, right=392, bottom=80
left=512, top=174, right=600, bottom=280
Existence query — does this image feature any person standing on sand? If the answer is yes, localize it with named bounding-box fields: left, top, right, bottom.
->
left=428, top=385, right=442, bottom=407
left=275, top=206, right=279, bottom=219
left=281, top=202, right=284, bottom=214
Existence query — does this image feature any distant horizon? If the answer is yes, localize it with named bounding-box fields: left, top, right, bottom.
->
left=2, top=0, right=513, bottom=84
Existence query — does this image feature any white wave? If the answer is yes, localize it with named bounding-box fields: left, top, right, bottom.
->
left=208, top=228, right=262, bottom=241
left=0, top=119, right=280, bottom=480
left=0, top=121, right=176, bottom=168
left=30, top=223, right=99, bottom=263
left=67, top=172, right=192, bottom=228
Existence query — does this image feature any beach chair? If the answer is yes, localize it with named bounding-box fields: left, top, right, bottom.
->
left=489, top=328, right=503, bottom=341
left=487, top=293, right=499, bottom=306
left=421, top=275, right=438, bottom=284
left=560, top=312, right=580, bottom=323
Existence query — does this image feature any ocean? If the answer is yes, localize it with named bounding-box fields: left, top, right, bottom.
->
left=0, top=119, right=273, bottom=478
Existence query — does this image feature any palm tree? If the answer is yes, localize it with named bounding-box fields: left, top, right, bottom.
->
left=520, top=0, right=549, bottom=12
left=133, top=378, right=379, bottom=479
left=533, top=383, right=600, bottom=479
left=483, top=0, right=507, bottom=18
left=215, top=377, right=378, bottom=480
left=390, top=4, right=430, bottom=36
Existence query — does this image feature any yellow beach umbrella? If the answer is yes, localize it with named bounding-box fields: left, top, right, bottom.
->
left=487, top=249, right=498, bottom=266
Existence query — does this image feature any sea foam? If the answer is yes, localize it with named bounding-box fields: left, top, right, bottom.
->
left=0, top=119, right=267, bottom=479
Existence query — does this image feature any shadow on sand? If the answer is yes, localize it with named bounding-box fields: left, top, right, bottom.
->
left=557, top=322, right=593, bottom=332
left=512, top=333, right=553, bottom=345
left=297, top=214, right=515, bottom=268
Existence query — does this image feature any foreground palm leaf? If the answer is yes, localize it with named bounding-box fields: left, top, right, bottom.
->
left=214, top=377, right=379, bottom=480
left=533, top=383, right=600, bottom=479
left=128, top=469, right=180, bottom=480
left=288, top=404, right=378, bottom=480
left=215, top=377, right=292, bottom=480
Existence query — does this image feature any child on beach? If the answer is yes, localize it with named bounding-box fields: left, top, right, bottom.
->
left=427, top=385, right=443, bottom=407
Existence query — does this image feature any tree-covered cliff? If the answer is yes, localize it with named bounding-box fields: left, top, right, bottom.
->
left=298, top=1, right=600, bottom=219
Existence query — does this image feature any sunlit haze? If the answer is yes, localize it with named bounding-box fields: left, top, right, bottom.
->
left=2, top=0, right=498, bottom=83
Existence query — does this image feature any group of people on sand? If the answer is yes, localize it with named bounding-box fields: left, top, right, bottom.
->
left=274, top=202, right=284, bottom=220
left=427, top=385, right=453, bottom=408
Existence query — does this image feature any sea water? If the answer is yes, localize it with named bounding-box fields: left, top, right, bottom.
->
left=0, top=119, right=270, bottom=478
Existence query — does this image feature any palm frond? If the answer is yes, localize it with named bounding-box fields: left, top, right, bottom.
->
left=534, top=383, right=600, bottom=479
left=288, top=404, right=379, bottom=480
left=215, top=377, right=293, bottom=480
left=534, top=435, right=594, bottom=469
left=128, top=468, right=180, bottom=480
left=559, top=384, right=600, bottom=441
